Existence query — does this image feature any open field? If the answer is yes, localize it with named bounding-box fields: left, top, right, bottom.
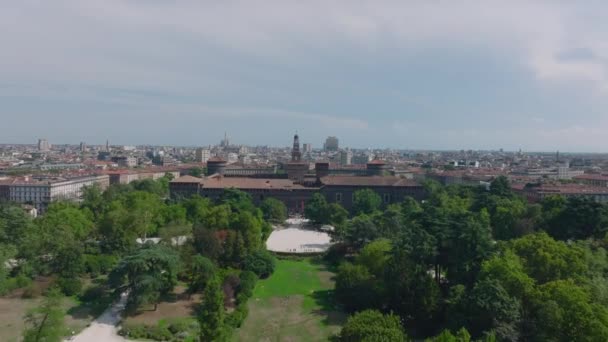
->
left=124, top=285, right=200, bottom=325
left=0, top=296, right=94, bottom=342
left=233, top=258, right=345, bottom=342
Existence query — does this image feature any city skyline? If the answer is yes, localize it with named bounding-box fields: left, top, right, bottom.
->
left=3, top=2, right=608, bottom=152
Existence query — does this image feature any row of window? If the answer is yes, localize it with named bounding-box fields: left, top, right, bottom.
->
left=334, top=192, right=392, bottom=203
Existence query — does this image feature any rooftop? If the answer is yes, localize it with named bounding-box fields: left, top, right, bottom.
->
left=170, top=175, right=203, bottom=183
left=574, top=174, right=608, bottom=181
left=171, top=175, right=311, bottom=190
left=202, top=177, right=309, bottom=190
left=320, top=175, right=419, bottom=187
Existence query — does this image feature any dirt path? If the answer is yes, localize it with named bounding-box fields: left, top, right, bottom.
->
left=67, top=292, right=128, bottom=342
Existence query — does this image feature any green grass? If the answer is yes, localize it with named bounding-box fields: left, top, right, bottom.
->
left=233, top=258, right=346, bottom=342
left=253, top=259, right=324, bottom=299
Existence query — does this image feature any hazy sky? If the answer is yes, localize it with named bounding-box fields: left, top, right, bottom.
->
left=2, top=1, right=608, bottom=151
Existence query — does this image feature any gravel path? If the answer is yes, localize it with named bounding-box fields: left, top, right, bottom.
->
left=67, top=292, right=128, bottom=342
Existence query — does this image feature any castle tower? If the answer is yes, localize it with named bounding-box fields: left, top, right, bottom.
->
left=286, top=133, right=309, bottom=183
left=291, top=133, right=301, bottom=162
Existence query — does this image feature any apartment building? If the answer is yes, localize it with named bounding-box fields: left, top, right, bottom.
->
left=0, top=174, right=110, bottom=213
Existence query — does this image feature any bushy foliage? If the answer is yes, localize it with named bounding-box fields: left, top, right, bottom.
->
left=243, top=250, right=276, bottom=278
left=260, top=198, right=287, bottom=223
left=339, top=309, right=407, bottom=342
left=22, top=287, right=66, bottom=342
left=57, top=277, right=83, bottom=296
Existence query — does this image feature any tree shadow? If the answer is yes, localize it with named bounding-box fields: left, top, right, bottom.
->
left=67, top=291, right=116, bottom=320
left=310, top=289, right=347, bottom=327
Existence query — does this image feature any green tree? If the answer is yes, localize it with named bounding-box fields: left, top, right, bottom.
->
left=545, top=197, right=608, bottom=240
left=98, top=201, right=137, bottom=253
left=425, top=328, right=473, bottom=342
left=22, top=287, right=66, bottom=342
left=479, top=250, right=535, bottom=299
left=123, top=191, right=165, bottom=238
left=81, top=184, right=105, bottom=220
left=199, top=204, right=231, bottom=230
left=182, top=195, right=212, bottom=224
left=243, top=250, right=276, bottom=278
left=490, top=197, right=527, bottom=240
left=490, top=176, right=512, bottom=198
left=188, top=167, right=204, bottom=177
left=158, top=223, right=191, bottom=245
left=466, top=279, right=522, bottom=341
left=221, top=188, right=257, bottom=214
left=339, top=309, right=407, bottom=342
left=356, top=238, right=391, bottom=277
left=508, top=232, right=587, bottom=284
left=401, top=196, right=422, bottom=220
left=231, top=211, right=263, bottom=253
left=198, top=276, right=225, bottom=341
left=188, top=255, right=216, bottom=293
left=305, top=193, right=331, bottom=224
left=335, top=215, right=380, bottom=249
left=531, top=279, right=608, bottom=341
left=109, top=244, right=180, bottom=312
left=0, top=244, right=17, bottom=295
left=386, top=246, right=441, bottom=331
left=447, top=210, right=494, bottom=286
left=192, top=225, right=222, bottom=260
left=160, top=204, right=188, bottom=226
left=131, top=178, right=166, bottom=196
left=38, top=204, right=94, bottom=241
left=329, top=203, right=349, bottom=226
left=353, top=189, right=382, bottom=215
left=0, top=204, right=34, bottom=247
left=260, top=198, right=287, bottom=223
left=335, top=263, right=377, bottom=312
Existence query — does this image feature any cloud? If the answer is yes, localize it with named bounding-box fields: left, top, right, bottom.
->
left=170, top=105, right=370, bottom=130
left=2, top=1, right=608, bottom=149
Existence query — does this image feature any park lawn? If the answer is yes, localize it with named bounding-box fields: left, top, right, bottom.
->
left=233, top=258, right=346, bottom=342
left=124, top=285, right=201, bottom=325
left=0, top=296, right=93, bottom=342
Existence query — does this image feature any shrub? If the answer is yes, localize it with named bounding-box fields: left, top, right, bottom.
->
left=339, top=309, right=407, bottom=342
left=226, top=302, right=249, bottom=328
left=148, top=324, right=173, bottom=341
left=120, top=323, right=148, bottom=339
left=57, top=277, right=82, bottom=296
left=15, top=274, right=32, bottom=288
left=84, top=254, right=118, bottom=276
left=238, top=271, right=257, bottom=300
left=120, top=319, right=199, bottom=341
left=243, top=250, right=276, bottom=278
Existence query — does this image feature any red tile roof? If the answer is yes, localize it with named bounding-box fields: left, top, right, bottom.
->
left=201, top=177, right=308, bottom=190
left=171, top=175, right=203, bottom=183
left=574, top=174, right=608, bottom=181
left=320, top=175, right=419, bottom=187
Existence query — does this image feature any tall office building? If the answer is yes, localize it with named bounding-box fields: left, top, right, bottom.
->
left=79, top=142, right=87, bottom=153
left=324, top=136, right=339, bottom=151
left=303, top=143, right=312, bottom=153
left=339, top=149, right=353, bottom=165
left=196, top=148, right=211, bottom=163
left=37, top=139, right=50, bottom=151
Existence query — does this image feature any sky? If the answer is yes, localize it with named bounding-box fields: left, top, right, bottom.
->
left=2, top=1, right=608, bottom=152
